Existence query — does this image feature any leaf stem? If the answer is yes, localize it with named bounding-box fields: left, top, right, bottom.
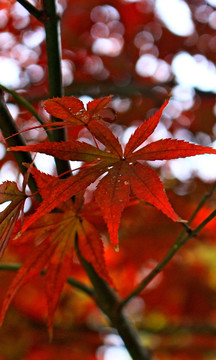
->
left=0, top=262, right=94, bottom=297
left=120, top=209, right=216, bottom=309
left=17, top=0, right=43, bottom=21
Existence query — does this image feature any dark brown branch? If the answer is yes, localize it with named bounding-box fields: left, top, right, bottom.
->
left=75, top=237, right=154, bottom=360
left=17, top=0, right=43, bottom=22
left=42, top=0, right=71, bottom=176
left=0, top=262, right=94, bottom=297
left=0, top=88, right=39, bottom=198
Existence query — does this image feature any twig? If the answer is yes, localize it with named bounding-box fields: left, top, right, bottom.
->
left=120, top=209, right=216, bottom=309
left=0, top=262, right=94, bottom=297
left=139, top=323, right=216, bottom=335
left=0, top=84, right=52, bottom=141
left=1, top=85, right=45, bottom=126
left=17, top=0, right=43, bottom=22
left=67, top=277, right=94, bottom=297
left=0, top=88, right=39, bottom=198
left=120, top=180, right=216, bottom=309
left=187, top=182, right=216, bottom=226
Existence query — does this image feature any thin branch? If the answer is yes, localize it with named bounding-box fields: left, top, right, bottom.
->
left=0, top=84, right=52, bottom=140
left=139, top=323, right=216, bottom=335
left=7, top=80, right=216, bottom=105
left=0, top=262, right=94, bottom=298
left=0, top=88, right=39, bottom=198
left=15, top=81, right=164, bottom=104
left=17, top=0, right=43, bottom=22
left=0, top=263, right=21, bottom=271
left=187, top=181, right=216, bottom=226
left=120, top=209, right=216, bottom=309
left=120, top=180, right=216, bottom=309
left=67, top=277, right=94, bottom=297
left=1, top=84, right=45, bottom=126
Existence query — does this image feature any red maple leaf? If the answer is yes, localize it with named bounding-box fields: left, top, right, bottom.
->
left=0, top=194, right=111, bottom=335
left=12, top=99, right=216, bottom=245
left=42, top=95, right=114, bottom=126
left=5, top=96, right=115, bottom=142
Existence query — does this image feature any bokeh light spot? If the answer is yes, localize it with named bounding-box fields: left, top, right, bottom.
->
left=155, top=0, right=194, bottom=36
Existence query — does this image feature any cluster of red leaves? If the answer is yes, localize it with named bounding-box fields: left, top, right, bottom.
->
left=2, top=95, right=216, bottom=334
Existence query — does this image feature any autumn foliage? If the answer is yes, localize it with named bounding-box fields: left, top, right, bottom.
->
left=1, top=1, right=216, bottom=360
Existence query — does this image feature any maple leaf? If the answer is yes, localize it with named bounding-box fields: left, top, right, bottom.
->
left=42, top=95, right=114, bottom=128
left=0, top=197, right=111, bottom=335
left=4, top=96, right=115, bottom=144
left=11, top=100, right=216, bottom=245
left=0, top=181, right=27, bottom=258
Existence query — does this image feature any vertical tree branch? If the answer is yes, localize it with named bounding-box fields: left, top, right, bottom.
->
left=75, top=237, right=154, bottom=360
left=42, top=0, right=71, bottom=175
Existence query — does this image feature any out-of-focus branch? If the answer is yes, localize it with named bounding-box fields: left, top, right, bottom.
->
left=17, top=0, right=43, bottom=21
left=120, top=208, right=216, bottom=309
left=0, top=262, right=94, bottom=297
left=0, top=88, right=39, bottom=197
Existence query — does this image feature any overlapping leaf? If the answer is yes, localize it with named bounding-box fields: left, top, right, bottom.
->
left=0, top=196, right=111, bottom=335
left=0, top=181, right=27, bottom=258
left=42, top=95, right=113, bottom=127
left=12, top=100, right=216, bottom=245
left=4, top=96, right=115, bottom=143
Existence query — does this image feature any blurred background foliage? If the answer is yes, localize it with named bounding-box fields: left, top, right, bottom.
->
left=1, top=0, right=216, bottom=359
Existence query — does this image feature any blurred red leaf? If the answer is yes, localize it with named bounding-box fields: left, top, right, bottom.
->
left=0, top=197, right=111, bottom=334
left=0, top=182, right=26, bottom=259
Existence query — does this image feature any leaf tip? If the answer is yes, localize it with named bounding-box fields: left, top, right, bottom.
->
left=41, top=100, right=46, bottom=108
left=14, top=231, right=22, bottom=240
left=114, top=243, right=119, bottom=252
left=177, top=218, right=188, bottom=223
